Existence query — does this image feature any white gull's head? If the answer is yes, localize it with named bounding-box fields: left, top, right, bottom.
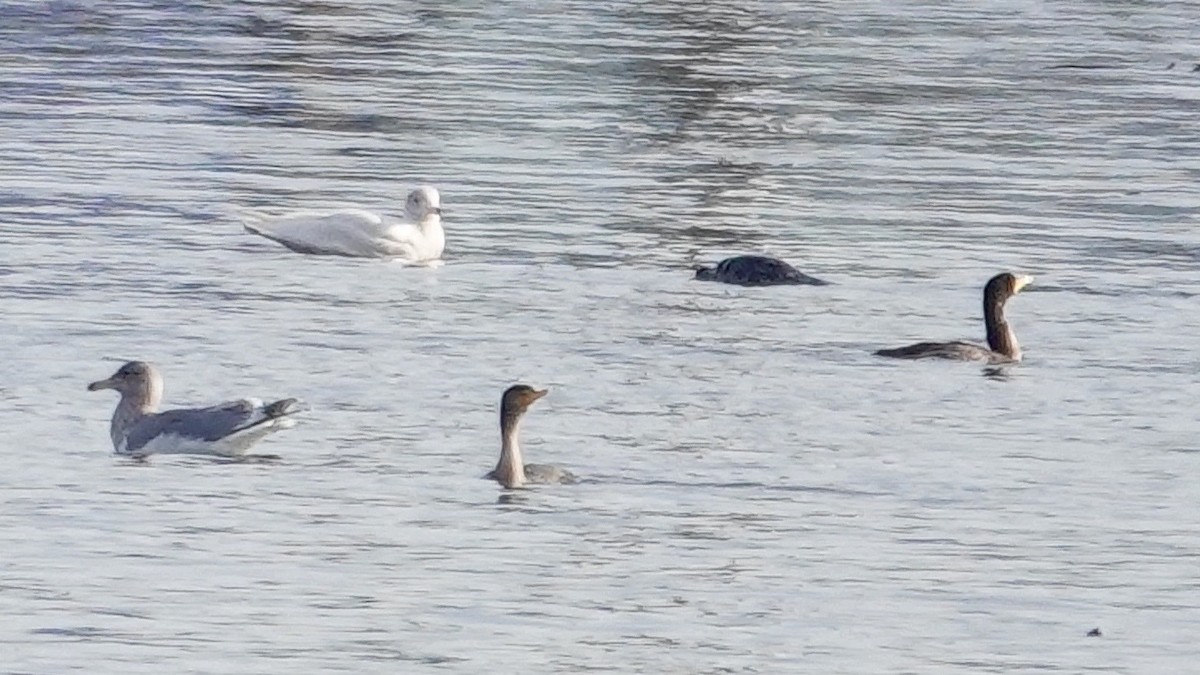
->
left=405, top=186, right=442, bottom=221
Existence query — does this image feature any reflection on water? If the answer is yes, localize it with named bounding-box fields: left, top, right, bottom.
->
left=2, top=0, right=1200, bottom=672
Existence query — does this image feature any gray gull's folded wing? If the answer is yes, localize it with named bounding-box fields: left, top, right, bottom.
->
left=123, top=398, right=301, bottom=456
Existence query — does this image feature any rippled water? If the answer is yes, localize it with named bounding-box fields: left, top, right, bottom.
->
left=3, top=1, right=1200, bottom=672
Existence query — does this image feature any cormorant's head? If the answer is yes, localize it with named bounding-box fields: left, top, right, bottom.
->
left=501, top=384, right=548, bottom=423
left=693, top=265, right=717, bottom=281
left=985, top=272, right=1033, bottom=302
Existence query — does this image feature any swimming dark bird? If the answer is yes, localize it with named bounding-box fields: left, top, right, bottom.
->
left=875, top=272, right=1033, bottom=363
left=693, top=255, right=828, bottom=286
left=485, top=385, right=577, bottom=488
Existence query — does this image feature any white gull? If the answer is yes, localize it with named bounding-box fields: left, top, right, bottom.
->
left=242, top=185, right=445, bottom=261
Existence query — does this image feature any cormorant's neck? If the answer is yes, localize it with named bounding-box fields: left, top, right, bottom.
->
left=984, top=295, right=1020, bottom=360
left=495, top=413, right=526, bottom=488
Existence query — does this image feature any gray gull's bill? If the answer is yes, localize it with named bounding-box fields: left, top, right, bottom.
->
left=87, top=361, right=302, bottom=458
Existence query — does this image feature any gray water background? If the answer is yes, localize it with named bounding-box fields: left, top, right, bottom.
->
left=2, top=1, right=1199, bottom=672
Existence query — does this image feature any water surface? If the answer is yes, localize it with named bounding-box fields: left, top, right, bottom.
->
left=2, top=1, right=1199, bottom=672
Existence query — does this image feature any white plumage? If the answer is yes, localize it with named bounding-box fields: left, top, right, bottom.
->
left=243, top=186, right=445, bottom=262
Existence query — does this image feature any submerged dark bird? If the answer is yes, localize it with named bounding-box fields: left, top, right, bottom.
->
left=694, top=255, right=828, bottom=287
left=485, top=385, right=578, bottom=489
left=875, top=272, right=1033, bottom=363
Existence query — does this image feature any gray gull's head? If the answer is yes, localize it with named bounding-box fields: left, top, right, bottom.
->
left=88, top=360, right=164, bottom=410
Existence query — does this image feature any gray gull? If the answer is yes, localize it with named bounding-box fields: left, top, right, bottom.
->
left=87, top=361, right=302, bottom=457
left=242, top=186, right=445, bottom=261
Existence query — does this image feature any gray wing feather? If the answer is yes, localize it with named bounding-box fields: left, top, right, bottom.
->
left=124, top=401, right=258, bottom=453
